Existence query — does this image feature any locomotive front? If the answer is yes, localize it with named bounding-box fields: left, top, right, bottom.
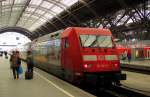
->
left=78, top=29, right=126, bottom=84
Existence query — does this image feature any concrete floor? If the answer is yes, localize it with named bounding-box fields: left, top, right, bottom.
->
left=0, top=56, right=95, bottom=97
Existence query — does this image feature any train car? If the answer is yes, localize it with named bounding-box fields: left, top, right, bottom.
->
left=24, top=27, right=126, bottom=86
left=144, top=47, right=150, bottom=59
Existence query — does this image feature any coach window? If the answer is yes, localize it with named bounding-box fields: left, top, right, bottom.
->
left=65, top=38, right=69, bottom=48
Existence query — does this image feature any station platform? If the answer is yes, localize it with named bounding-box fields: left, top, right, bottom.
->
left=122, top=71, right=150, bottom=96
left=120, top=60, right=150, bottom=72
left=0, top=57, right=95, bottom=97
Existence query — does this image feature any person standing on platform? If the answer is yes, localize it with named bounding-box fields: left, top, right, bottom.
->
left=25, top=50, right=34, bottom=79
left=0, top=51, right=3, bottom=56
left=4, top=51, right=8, bottom=59
left=127, top=50, right=131, bottom=62
left=26, top=51, right=34, bottom=73
left=9, top=51, right=15, bottom=69
left=10, top=51, right=21, bottom=79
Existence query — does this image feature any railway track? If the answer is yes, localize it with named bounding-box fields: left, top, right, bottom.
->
left=78, top=81, right=150, bottom=97
left=121, top=63, right=150, bottom=75
left=34, top=65, right=150, bottom=97
left=103, top=85, right=150, bottom=97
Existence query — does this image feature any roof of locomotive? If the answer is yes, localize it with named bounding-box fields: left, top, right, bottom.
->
left=61, top=27, right=112, bottom=38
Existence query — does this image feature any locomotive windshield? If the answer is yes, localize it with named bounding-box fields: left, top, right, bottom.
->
left=80, top=35, right=113, bottom=47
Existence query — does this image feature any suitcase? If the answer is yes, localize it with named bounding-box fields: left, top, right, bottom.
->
left=25, top=71, right=33, bottom=79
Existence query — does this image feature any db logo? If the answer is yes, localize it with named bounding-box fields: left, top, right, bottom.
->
left=97, top=64, right=101, bottom=68
left=98, top=55, right=105, bottom=60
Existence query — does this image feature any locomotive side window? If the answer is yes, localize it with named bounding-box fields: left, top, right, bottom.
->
left=65, top=38, right=69, bottom=48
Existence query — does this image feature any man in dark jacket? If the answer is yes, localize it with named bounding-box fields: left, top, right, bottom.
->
left=26, top=51, right=34, bottom=73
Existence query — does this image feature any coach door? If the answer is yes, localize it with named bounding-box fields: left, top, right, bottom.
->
left=61, top=38, right=69, bottom=67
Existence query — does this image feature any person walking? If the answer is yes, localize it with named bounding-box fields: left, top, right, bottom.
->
left=10, top=51, right=21, bottom=79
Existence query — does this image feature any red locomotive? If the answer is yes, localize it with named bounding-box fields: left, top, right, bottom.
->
left=22, top=27, right=126, bottom=86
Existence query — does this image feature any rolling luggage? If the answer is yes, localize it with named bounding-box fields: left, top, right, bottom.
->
left=25, top=71, right=33, bottom=79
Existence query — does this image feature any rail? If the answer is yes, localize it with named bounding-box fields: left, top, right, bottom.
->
left=121, top=63, right=150, bottom=75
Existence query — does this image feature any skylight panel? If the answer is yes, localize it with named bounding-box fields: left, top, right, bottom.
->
left=29, top=21, right=45, bottom=31
left=51, top=6, right=63, bottom=14
left=41, top=1, right=53, bottom=9
left=26, top=7, right=36, bottom=12
left=25, top=20, right=34, bottom=26
left=2, top=0, right=12, bottom=5
left=31, top=15, right=39, bottom=19
left=40, top=18, right=47, bottom=23
left=61, top=0, right=78, bottom=6
left=44, top=13, right=53, bottom=19
left=2, top=8, right=11, bottom=13
left=12, top=7, right=21, bottom=11
left=22, top=13, right=30, bottom=17
left=14, top=0, right=26, bottom=4
left=17, top=19, right=24, bottom=25
left=35, top=9, right=45, bottom=15
left=127, top=19, right=133, bottom=24
left=1, top=11, right=9, bottom=16
left=117, top=22, right=124, bottom=26
left=10, top=11, right=21, bottom=21
left=134, top=13, right=141, bottom=20
left=30, top=0, right=43, bottom=6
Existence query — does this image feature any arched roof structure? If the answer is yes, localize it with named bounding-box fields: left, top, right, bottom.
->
left=0, top=0, right=146, bottom=40
left=0, top=0, right=80, bottom=39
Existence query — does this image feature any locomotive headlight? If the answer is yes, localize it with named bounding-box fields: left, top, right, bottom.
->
left=114, top=63, right=118, bottom=67
left=83, top=64, right=93, bottom=68
left=105, top=55, right=118, bottom=60
left=83, top=55, right=97, bottom=61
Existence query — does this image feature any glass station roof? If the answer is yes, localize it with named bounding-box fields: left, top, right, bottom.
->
left=0, top=0, right=78, bottom=31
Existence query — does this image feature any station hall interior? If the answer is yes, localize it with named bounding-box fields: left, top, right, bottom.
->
left=0, top=0, right=150, bottom=97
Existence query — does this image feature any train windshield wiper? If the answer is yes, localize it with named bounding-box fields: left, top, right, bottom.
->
left=83, top=35, right=96, bottom=47
left=83, top=35, right=89, bottom=46
left=98, top=36, right=107, bottom=47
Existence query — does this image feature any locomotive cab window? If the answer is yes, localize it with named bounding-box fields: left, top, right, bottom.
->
left=80, top=35, right=114, bottom=47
